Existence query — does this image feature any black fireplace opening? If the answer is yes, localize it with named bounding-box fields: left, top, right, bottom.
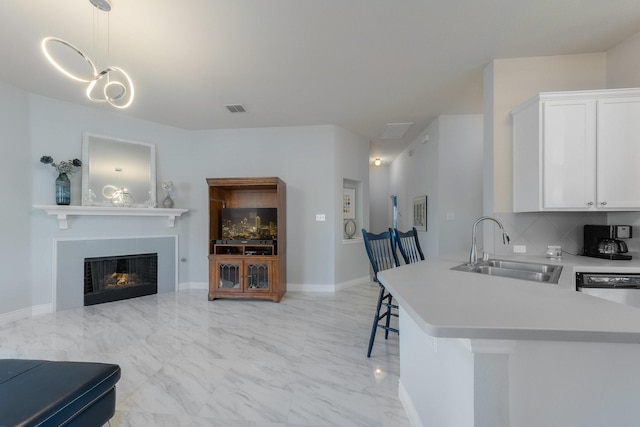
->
left=84, top=253, right=158, bottom=306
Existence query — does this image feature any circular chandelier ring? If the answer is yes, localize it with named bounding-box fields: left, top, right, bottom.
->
left=104, top=81, right=127, bottom=102
left=86, top=67, right=135, bottom=109
left=103, top=67, right=135, bottom=109
left=86, top=69, right=111, bottom=104
left=41, top=37, right=98, bottom=83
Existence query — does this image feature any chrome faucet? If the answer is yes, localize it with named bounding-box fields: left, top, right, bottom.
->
left=469, top=216, right=510, bottom=265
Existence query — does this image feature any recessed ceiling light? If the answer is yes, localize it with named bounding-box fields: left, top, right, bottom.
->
left=380, top=122, right=413, bottom=140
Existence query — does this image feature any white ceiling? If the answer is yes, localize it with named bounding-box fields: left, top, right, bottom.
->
left=2, top=0, right=640, bottom=163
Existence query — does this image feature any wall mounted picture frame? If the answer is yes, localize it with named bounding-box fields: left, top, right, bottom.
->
left=413, top=195, right=427, bottom=231
left=343, top=188, right=356, bottom=219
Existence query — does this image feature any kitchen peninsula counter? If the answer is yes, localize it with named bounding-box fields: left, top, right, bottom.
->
left=377, top=253, right=640, bottom=344
left=377, top=253, right=640, bottom=427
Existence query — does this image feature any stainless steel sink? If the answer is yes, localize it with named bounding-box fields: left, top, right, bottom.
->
left=451, top=259, right=562, bottom=284
left=484, top=259, right=557, bottom=274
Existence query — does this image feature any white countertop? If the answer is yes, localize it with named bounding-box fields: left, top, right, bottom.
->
left=377, top=252, right=640, bottom=343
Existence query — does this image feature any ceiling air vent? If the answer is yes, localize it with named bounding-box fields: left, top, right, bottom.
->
left=225, top=104, right=246, bottom=113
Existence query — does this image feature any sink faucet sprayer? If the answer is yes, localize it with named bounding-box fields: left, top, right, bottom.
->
left=469, top=216, right=511, bottom=265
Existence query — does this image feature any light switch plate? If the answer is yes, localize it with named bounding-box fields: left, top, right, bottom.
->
left=315, top=214, right=326, bottom=221
left=513, top=245, right=526, bottom=253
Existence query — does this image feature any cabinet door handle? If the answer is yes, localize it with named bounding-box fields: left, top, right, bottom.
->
left=600, top=201, right=607, bottom=206
left=586, top=201, right=594, bottom=206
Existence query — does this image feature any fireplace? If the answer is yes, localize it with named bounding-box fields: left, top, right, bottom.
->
left=84, top=253, right=158, bottom=306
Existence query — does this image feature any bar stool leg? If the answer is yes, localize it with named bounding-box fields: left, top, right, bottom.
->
left=367, top=284, right=386, bottom=357
left=384, top=293, right=392, bottom=339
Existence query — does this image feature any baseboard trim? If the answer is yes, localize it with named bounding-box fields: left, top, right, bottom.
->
left=335, top=275, right=370, bottom=291
left=287, top=283, right=335, bottom=292
left=178, top=281, right=208, bottom=291
left=0, top=303, right=53, bottom=325
left=399, top=379, right=423, bottom=427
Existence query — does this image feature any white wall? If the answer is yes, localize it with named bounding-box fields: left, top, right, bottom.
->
left=389, top=122, right=439, bottom=257
left=368, top=165, right=391, bottom=233
left=437, top=115, right=484, bottom=255
left=607, top=31, right=640, bottom=88
left=399, top=120, right=441, bottom=257
left=0, top=81, right=32, bottom=316
left=482, top=61, right=496, bottom=219
left=334, top=126, right=371, bottom=286
left=0, top=84, right=371, bottom=317
left=386, top=115, right=483, bottom=259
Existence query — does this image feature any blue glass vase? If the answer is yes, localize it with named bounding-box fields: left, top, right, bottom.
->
left=55, top=173, right=71, bottom=205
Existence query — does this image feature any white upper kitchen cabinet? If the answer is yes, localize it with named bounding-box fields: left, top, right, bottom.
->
left=512, top=88, right=640, bottom=212
left=597, top=97, right=640, bottom=208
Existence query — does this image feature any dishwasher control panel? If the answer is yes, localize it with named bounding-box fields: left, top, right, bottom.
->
left=576, top=272, right=640, bottom=289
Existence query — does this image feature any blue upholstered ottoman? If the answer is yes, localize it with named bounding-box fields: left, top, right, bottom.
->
left=0, top=359, right=121, bottom=427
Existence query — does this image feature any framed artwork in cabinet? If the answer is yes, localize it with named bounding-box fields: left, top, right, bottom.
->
left=413, top=195, right=427, bottom=231
left=343, top=188, right=356, bottom=219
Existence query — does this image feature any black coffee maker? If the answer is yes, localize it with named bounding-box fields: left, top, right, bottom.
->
left=583, top=225, right=633, bottom=260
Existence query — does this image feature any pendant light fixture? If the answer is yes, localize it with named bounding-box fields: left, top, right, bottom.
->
left=41, top=0, right=134, bottom=109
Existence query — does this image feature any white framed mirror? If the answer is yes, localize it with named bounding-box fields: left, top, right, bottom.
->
left=82, top=133, right=157, bottom=207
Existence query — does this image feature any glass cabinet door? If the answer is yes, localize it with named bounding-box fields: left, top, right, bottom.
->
left=217, top=261, right=241, bottom=290
left=246, top=262, right=271, bottom=291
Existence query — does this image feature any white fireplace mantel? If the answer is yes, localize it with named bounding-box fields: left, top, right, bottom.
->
left=33, top=205, right=189, bottom=229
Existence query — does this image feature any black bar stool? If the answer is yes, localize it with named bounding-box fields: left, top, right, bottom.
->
left=361, top=228, right=400, bottom=357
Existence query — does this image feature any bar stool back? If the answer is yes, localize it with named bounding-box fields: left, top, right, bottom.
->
left=393, top=227, right=425, bottom=264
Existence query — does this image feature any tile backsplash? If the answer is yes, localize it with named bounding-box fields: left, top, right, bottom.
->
left=491, top=211, right=609, bottom=257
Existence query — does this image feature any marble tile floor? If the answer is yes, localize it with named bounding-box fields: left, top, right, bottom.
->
left=0, top=282, right=409, bottom=427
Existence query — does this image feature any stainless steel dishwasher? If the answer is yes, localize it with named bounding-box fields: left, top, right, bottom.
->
left=576, top=272, right=640, bottom=308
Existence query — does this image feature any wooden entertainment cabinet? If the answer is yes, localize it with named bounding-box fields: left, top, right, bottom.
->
left=207, top=177, right=286, bottom=302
